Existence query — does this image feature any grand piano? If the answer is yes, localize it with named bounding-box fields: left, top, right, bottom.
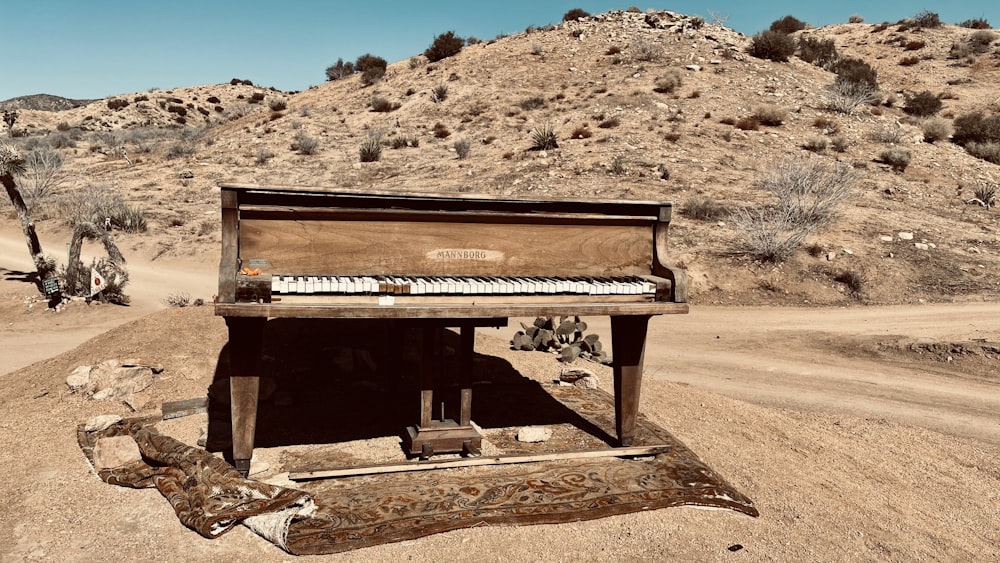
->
left=215, top=183, right=688, bottom=476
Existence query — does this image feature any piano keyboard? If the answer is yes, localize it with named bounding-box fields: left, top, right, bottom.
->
left=271, top=275, right=657, bottom=296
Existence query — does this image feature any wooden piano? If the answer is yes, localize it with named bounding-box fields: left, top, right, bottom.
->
left=215, top=183, right=688, bottom=476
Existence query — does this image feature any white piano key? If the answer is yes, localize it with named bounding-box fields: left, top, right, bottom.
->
left=272, top=276, right=280, bottom=293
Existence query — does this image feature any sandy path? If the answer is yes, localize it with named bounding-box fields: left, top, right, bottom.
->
left=0, top=226, right=216, bottom=375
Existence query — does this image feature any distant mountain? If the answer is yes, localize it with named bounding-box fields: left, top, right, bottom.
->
left=0, top=93, right=97, bottom=111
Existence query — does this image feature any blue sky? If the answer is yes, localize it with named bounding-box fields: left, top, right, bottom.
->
left=2, top=1, right=996, bottom=101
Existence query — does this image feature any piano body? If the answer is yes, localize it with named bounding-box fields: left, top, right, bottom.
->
left=215, top=183, right=688, bottom=475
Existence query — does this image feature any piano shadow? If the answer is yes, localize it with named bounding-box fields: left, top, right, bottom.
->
left=1, top=267, right=38, bottom=284
left=206, top=318, right=614, bottom=456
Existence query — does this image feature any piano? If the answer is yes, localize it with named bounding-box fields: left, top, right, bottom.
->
left=215, top=183, right=688, bottom=476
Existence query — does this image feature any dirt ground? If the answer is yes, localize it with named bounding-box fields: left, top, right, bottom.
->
left=1, top=227, right=998, bottom=562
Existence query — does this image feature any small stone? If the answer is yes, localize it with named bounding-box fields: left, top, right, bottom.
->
left=880, top=235, right=894, bottom=242
left=574, top=375, right=600, bottom=390
left=85, top=414, right=122, bottom=432
left=914, top=242, right=930, bottom=250
left=842, top=249, right=853, bottom=255
left=516, top=426, right=552, bottom=443
left=898, top=232, right=914, bottom=240
left=93, top=435, right=142, bottom=469
left=685, top=64, right=701, bottom=71
left=826, top=252, right=837, bottom=261
left=179, top=170, right=194, bottom=179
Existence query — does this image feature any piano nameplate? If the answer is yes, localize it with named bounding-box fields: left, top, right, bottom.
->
left=428, top=249, right=503, bottom=262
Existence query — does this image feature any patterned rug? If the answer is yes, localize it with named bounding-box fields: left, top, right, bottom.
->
left=80, top=384, right=757, bottom=555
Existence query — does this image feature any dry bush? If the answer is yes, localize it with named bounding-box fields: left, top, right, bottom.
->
left=825, top=79, right=879, bottom=115
left=631, top=39, right=662, bottom=62
left=733, top=161, right=856, bottom=262
left=453, top=138, right=471, bottom=159
left=904, top=91, right=942, bottom=117
left=570, top=125, right=592, bottom=139
left=268, top=99, right=287, bottom=112
left=431, top=84, right=448, bottom=103
left=803, top=136, right=828, bottom=152
left=598, top=116, right=620, bottom=128
left=432, top=123, right=451, bottom=138
left=163, top=292, right=191, bottom=307
left=254, top=147, right=275, bottom=165
left=921, top=117, right=953, bottom=143
left=849, top=14, right=864, bottom=24
left=798, top=36, right=839, bottom=68
left=870, top=125, right=904, bottom=144
left=371, top=96, right=399, bottom=112
left=879, top=148, right=912, bottom=171
left=683, top=196, right=729, bottom=221
left=831, top=136, right=848, bottom=152
left=753, top=104, right=787, bottom=126
left=57, top=184, right=147, bottom=232
left=14, top=148, right=65, bottom=212
left=770, top=15, right=806, bottom=34
left=899, top=55, right=920, bottom=66
left=424, top=31, right=464, bottom=62
left=971, top=183, right=996, bottom=208
left=833, top=270, right=864, bottom=294
left=960, top=18, right=991, bottom=29
left=735, top=117, right=760, bottom=130
left=653, top=69, right=682, bottom=94
left=904, top=40, right=926, bottom=51
left=965, top=142, right=1000, bottom=164
left=359, top=136, right=382, bottom=162
left=291, top=131, right=319, bottom=155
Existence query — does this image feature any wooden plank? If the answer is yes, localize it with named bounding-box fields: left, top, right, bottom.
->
left=214, top=301, right=689, bottom=319
left=216, top=189, right=239, bottom=304
left=161, top=397, right=208, bottom=420
left=288, top=445, right=672, bottom=481
left=238, top=219, right=653, bottom=277
left=239, top=206, right=657, bottom=226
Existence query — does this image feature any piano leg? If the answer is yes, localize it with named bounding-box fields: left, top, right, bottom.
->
left=225, top=316, right=266, bottom=477
left=610, top=315, right=650, bottom=447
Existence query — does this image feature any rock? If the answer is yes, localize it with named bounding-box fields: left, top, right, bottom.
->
left=898, top=232, right=914, bottom=240
left=93, top=435, right=142, bottom=469
left=685, top=64, right=702, bottom=71
left=915, top=242, right=930, bottom=250
left=66, top=365, right=92, bottom=391
left=179, top=170, right=194, bottom=179
left=560, top=368, right=595, bottom=383
left=84, top=414, right=122, bottom=432
left=516, top=426, right=552, bottom=443
left=575, top=375, right=600, bottom=389
left=880, top=235, right=894, bottom=242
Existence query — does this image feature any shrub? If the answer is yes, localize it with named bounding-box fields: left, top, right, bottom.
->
left=371, top=96, right=399, bottom=112
left=453, top=138, right=471, bottom=159
left=903, top=91, right=942, bottom=117
left=732, top=206, right=811, bottom=262
left=965, top=142, right=1000, bottom=164
left=570, top=125, right=592, bottom=139
left=254, top=147, right=274, bottom=165
left=921, top=117, right=953, bottom=142
left=167, top=104, right=187, bottom=116
left=870, top=125, right=904, bottom=144
left=359, top=137, right=382, bottom=162
left=166, top=141, right=196, bottom=159
left=757, top=160, right=856, bottom=227
left=268, top=99, right=287, bottom=111
left=325, top=58, right=355, bottom=81
left=432, top=122, right=451, bottom=138
left=530, top=124, right=558, bottom=150
left=831, top=136, right=848, bottom=152
left=424, top=31, right=464, bottom=62
left=735, top=117, right=760, bottom=130
left=969, top=30, right=998, bottom=53
left=825, top=79, right=879, bottom=114
left=653, top=69, right=682, bottom=94
left=899, top=55, right=920, bottom=66
left=904, top=40, right=926, bottom=50
left=163, top=292, right=191, bottom=307
left=632, top=39, right=662, bottom=62
left=291, top=131, right=319, bottom=155
left=798, top=36, right=838, bottom=68
left=606, top=46, right=622, bottom=55
left=431, top=84, right=448, bottom=103
left=849, top=14, right=864, bottom=24
left=960, top=18, right=991, bottom=30
left=107, top=99, right=129, bottom=110
left=14, top=148, right=64, bottom=212
left=563, top=8, right=589, bottom=21
left=609, top=155, right=627, bottom=175
left=770, top=15, right=807, bottom=34
left=390, top=135, right=418, bottom=149
left=57, top=184, right=147, bottom=232
left=833, top=57, right=878, bottom=88
left=952, top=111, right=1000, bottom=145
left=248, top=92, right=265, bottom=104
left=803, top=136, right=828, bottom=152
left=683, top=196, right=729, bottom=221
left=879, top=148, right=912, bottom=171
left=519, top=96, right=546, bottom=110
left=753, top=104, right=787, bottom=126
left=834, top=270, right=864, bottom=294
left=911, top=11, right=942, bottom=29
left=749, top=30, right=796, bottom=61
left=206, top=96, right=220, bottom=104
left=355, top=53, right=387, bottom=85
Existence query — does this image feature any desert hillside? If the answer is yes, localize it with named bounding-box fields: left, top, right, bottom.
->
left=2, top=8, right=999, bottom=306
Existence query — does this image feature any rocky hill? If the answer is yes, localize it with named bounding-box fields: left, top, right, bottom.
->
left=0, top=93, right=95, bottom=112
left=3, top=9, right=999, bottom=306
